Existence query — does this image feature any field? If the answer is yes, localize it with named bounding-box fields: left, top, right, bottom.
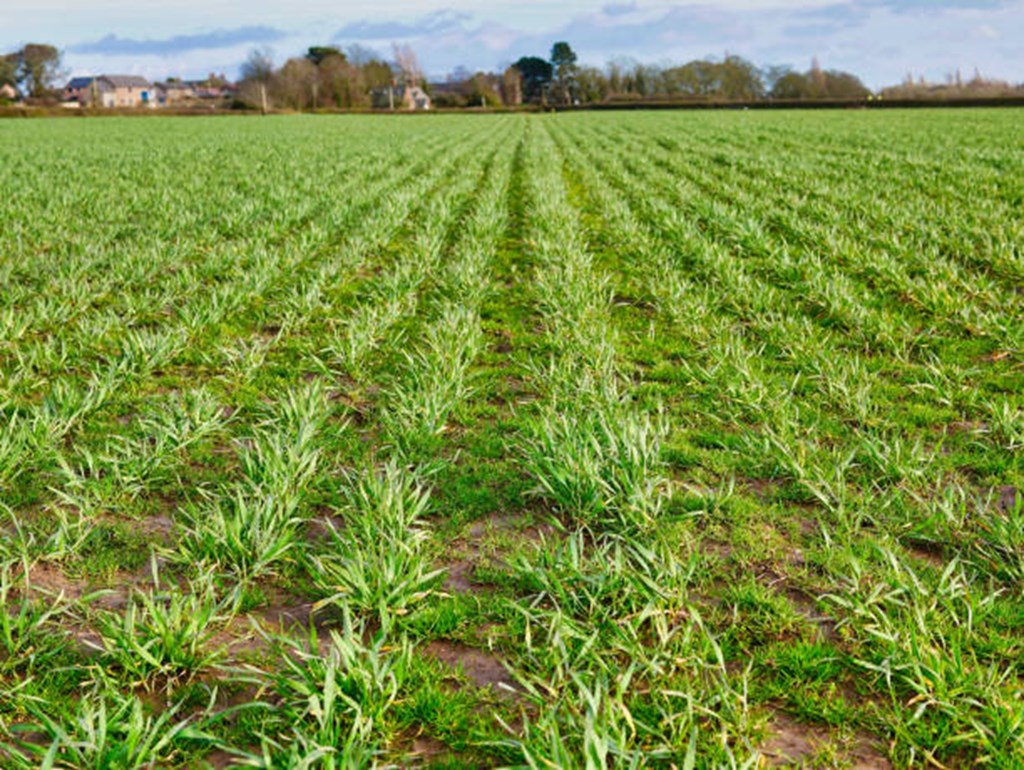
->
left=0, top=110, right=1021, bottom=768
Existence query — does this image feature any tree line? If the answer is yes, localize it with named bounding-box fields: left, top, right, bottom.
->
left=235, top=40, right=1023, bottom=109
left=237, top=45, right=405, bottom=111
left=3, top=37, right=1022, bottom=109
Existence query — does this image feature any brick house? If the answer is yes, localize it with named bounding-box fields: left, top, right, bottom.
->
left=65, top=75, right=155, bottom=108
left=97, top=75, right=155, bottom=108
left=64, top=76, right=96, bottom=103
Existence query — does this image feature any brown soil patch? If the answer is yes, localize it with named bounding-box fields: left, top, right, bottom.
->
left=761, top=713, right=891, bottom=769
left=997, top=486, right=1019, bottom=513
left=755, top=566, right=838, bottom=642
left=199, top=749, right=241, bottom=769
left=743, top=477, right=784, bottom=501
left=128, top=513, right=175, bottom=540
left=782, top=587, right=839, bottom=642
left=944, top=420, right=988, bottom=436
left=23, top=562, right=85, bottom=599
left=304, top=512, right=346, bottom=543
left=905, top=540, right=946, bottom=568
left=443, top=510, right=559, bottom=583
left=612, top=292, right=656, bottom=312
left=389, top=732, right=462, bottom=767
left=422, top=640, right=518, bottom=695
left=702, top=540, right=733, bottom=560
left=255, top=598, right=317, bottom=631
left=443, top=559, right=476, bottom=593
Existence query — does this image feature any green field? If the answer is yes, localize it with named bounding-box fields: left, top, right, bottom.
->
left=0, top=111, right=1021, bottom=768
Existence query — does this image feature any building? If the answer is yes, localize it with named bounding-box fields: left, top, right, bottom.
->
left=0, top=83, right=19, bottom=102
left=371, top=85, right=432, bottom=110
left=63, top=75, right=155, bottom=108
left=64, top=76, right=95, bottom=103
left=155, top=81, right=195, bottom=106
left=96, top=75, right=154, bottom=108
left=186, top=80, right=234, bottom=101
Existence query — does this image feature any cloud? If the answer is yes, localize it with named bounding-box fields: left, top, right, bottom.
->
left=602, top=2, right=640, bottom=16
left=334, top=10, right=471, bottom=41
left=71, top=26, right=285, bottom=56
left=862, top=0, right=1010, bottom=9
left=15, top=0, right=1024, bottom=87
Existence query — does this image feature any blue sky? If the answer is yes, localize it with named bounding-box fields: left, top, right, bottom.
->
left=4, top=0, right=1023, bottom=88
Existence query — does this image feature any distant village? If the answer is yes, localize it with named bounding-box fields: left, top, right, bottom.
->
left=60, top=75, right=239, bottom=109
left=2, top=40, right=1022, bottom=112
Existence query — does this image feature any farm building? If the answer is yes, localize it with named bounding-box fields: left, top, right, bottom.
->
left=63, top=76, right=96, bottom=103
left=155, top=81, right=196, bottom=106
left=371, top=85, right=432, bottom=110
left=63, top=75, right=156, bottom=108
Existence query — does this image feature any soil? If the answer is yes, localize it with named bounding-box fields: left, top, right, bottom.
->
left=905, top=540, right=946, bottom=568
left=761, top=713, right=892, bottom=769
left=422, top=640, right=519, bottom=695
left=997, top=486, right=1019, bottom=514
left=443, top=559, right=477, bottom=592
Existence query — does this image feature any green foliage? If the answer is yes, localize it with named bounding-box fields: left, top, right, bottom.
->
left=0, top=111, right=1020, bottom=769
left=312, top=463, right=445, bottom=631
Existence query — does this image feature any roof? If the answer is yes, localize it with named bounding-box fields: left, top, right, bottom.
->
left=67, top=77, right=95, bottom=89
left=99, top=75, right=152, bottom=88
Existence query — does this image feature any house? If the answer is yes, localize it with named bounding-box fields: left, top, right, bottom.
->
left=64, top=76, right=95, bottom=103
left=64, top=75, right=155, bottom=108
left=0, top=82, right=19, bottom=102
left=155, top=81, right=195, bottom=106
left=371, top=85, right=432, bottom=110
left=185, top=79, right=235, bottom=101
left=96, top=75, right=155, bottom=108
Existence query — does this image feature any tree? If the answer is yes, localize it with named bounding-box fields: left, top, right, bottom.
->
left=770, top=71, right=809, bottom=100
left=360, top=58, right=394, bottom=91
left=809, top=56, right=826, bottom=98
left=306, top=46, right=344, bottom=66
left=239, top=48, right=276, bottom=112
left=718, top=55, right=765, bottom=100
left=275, top=57, right=318, bottom=110
left=762, top=64, right=793, bottom=95
left=464, top=72, right=502, bottom=107
left=16, top=44, right=63, bottom=98
left=500, top=66, right=522, bottom=106
left=318, top=53, right=363, bottom=108
left=769, top=64, right=869, bottom=100
left=550, top=41, right=579, bottom=104
left=513, top=56, right=553, bottom=103
left=822, top=70, right=870, bottom=99
left=241, top=48, right=275, bottom=83
left=392, top=43, right=422, bottom=87
left=576, top=66, right=609, bottom=103
left=0, top=54, right=17, bottom=87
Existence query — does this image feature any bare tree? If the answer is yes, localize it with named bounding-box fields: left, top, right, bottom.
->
left=392, top=43, right=422, bottom=88
left=240, top=47, right=275, bottom=113
left=241, top=47, right=275, bottom=83
left=275, top=58, right=318, bottom=110
left=501, top=66, right=522, bottom=106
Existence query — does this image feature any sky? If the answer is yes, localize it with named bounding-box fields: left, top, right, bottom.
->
left=3, top=0, right=1023, bottom=88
